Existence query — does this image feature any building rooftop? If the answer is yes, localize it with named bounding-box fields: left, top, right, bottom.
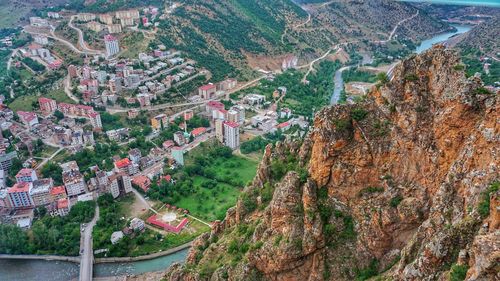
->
left=16, top=168, right=34, bottom=178
left=224, top=121, right=239, bottom=128
left=50, top=186, right=66, bottom=196
left=199, top=84, right=216, bottom=91
left=57, top=198, right=69, bottom=209
left=115, top=158, right=131, bottom=169
left=9, top=182, right=32, bottom=193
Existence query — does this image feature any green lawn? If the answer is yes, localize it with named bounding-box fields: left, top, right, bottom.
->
left=8, top=95, right=38, bottom=111
left=174, top=144, right=259, bottom=221
left=34, top=145, right=59, bottom=158
left=46, top=89, right=76, bottom=104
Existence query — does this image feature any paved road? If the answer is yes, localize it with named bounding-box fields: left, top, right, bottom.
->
left=79, top=205, right=99, bottom=281
left=68, top=16, right=104, bottom=55
left=63, top=73, right=80, bottom=103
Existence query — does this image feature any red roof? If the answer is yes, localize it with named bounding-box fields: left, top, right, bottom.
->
left=9, top=182, right=31, bottom=193
left=146, top=215, right=188, bottom=233
left=199, top=84, right=216, bottom=91
left=88, top=111, right=99, bottom=118
left=57, top=198, right=69, bottom=209
left=207, top=101, right=224, bottom=108
left=224, top=121, right=239, bottom=128
left=115, top=158, right=131, bottom=168
left=16, top=168, right=34, bottom=178
left=39, top=97, right=55, bottom=104
left=276, top=121, right=291, bottom=129
left=162, top=140, right=175, bottom=148
left=191, top=127, right=206, bottom=136
left=50, top=186, right=66, bottom=196
left=104, top=34, right=117, bottom=41
left=132, top=175, right=151, bottom=192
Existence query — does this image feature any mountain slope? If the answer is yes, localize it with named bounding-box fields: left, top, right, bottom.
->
left=164, top=46, right=499, bottom=280
left=156, top=0, right=449, bottom=80
left=454, top=15, right=500, bottom=57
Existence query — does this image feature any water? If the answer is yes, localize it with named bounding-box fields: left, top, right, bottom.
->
left=400, top=0, right=500, bottom=7
left=415, top=24, right=472, bottom=53
left=0, top=248, right=188, bottom=281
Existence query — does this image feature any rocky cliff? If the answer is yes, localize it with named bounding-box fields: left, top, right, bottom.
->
left=164, top=46, right=499, bottom=281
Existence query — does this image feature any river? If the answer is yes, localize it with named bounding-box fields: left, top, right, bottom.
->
left=330, top=24, right=472, bottom=105
left=0, top=248, right=188, bottom=281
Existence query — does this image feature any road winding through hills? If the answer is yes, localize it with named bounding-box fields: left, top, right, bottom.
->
left=68, top=16, right=105, bottom=55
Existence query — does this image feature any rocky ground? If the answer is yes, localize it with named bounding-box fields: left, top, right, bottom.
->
left=161, top=46, right=499, bottom=281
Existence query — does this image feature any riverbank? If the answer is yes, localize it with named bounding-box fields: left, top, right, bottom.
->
left=0, top=254, right=80, bottom=263
left=95, top=242, right=192, bottom=263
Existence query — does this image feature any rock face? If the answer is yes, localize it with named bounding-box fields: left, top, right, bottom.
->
left=164, top=47, right=499, bottom=281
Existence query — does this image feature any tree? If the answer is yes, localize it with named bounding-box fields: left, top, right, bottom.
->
left=54, top=110, right=64, bottom=120
left=41, top=162, right=63, bottom=185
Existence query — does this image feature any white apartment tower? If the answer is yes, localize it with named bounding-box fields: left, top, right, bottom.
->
left=104, top=34, right=120, bottom=58
left=223, top=121, right=240, bottom=149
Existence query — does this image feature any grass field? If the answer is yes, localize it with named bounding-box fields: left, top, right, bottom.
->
left=46, top=89, right=75, bottom=104
left=0, top=2, right=30, bottom=28
left=173, top=144, right=259, bottom=221
left=34, top=144, right=59, bottom=158
left=8, top=95, right=38, bottom=112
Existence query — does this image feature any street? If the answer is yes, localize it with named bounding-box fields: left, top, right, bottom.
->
left=79, top=205, right=99, bottom=281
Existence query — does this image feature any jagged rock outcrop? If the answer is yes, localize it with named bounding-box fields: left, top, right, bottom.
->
left=164, top=47, right=499, bottom=281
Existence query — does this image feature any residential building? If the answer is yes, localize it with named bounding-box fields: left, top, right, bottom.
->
left=227, top=109, right=239, bottom=124
left=132, top=175, right=151, bottom=192
left=183, top=110, right=194, bottom=121
left=57, top=198, right=71, bottom=216
left=111, top=231, right=124, bottom=244
left=114, top=158, right=139, bottom=176
left=76, top=13, right=96, bottom=22
left=279, top=108, right=292, bottom=119
left=104, top=34, right=120, bottom=58
left=61, top=162, right=86, bottom=197
left=87, top=21, right=103, bottom=32
left=47, top=12, right=61, bottom=19
left=115, top=10, right=140, bottom=20
left=130, top=218, right=145, bottom=231
left=150, top=114, right=168, bottom=132
left=15, top=168, right=38, bottom=183
left=88, top=111, right=102, bottom=130
left=30, top=178, right=53, bottom=206
left=34, top=35, right=49, bottom=45
left=107, top=24, right=122, bottom=34
left=0, top=189, right=11, bottom=209
left=171, top=146, right=184, bottom=166
left=223, top=121, right=240, bottom=149
left=199, top=84, right=216, bottom=99
left=120, top=17, right=134, bottom=27
left=128, top=109, right=139, bottom=119
left=173, top=131, right=186, bottom=146
left=191, top=127, right=207, bottom=138
left=0, top=151, right=18, bottom=172
left=8, top=182, right=34, bottom=209
left=50, top=185, right=67, bottom=201
left=215, top=118, right=224, bottom=143
left=162, top=140, right=175, bottom=151
left=99, top=14, right=114, bottom=25
left=282, top=55, right=298, bottom=70
left=29, top=17, right=48, bottom=27
left=212, top=109, right=227, bottom=120
left=243, top=94, right=266, bottom=106
left=218, top=78, right=237, bottom=91
left=128, top=148, right=142, bottom=163
left=108, top=173, right=133, bottom=198
left=17, top=111, right=39, bottom=128
left=230, top=105, right=245, bottom=124
left=39, top=97, right=57, bottom=115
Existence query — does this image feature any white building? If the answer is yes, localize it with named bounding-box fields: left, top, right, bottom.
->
left=223, top=121, right=240, bottom=149
left=34, top=35, right=49, bottom=45
left=104, top=34, right=120, bottom=58
left=88, top=112, right=102, bottom=130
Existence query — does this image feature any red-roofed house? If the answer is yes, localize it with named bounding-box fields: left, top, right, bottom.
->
left=50, top=185, right=67, bottom=201
left=8, top=182, right=34, bottom=209
left=198, top=84, right=216, bottom=99
left=16, top=168, right=38, bottom=183
left=276, top=121, right=291, bottom=131
left=114, top=158, right=138, bottom=176
left=39, top=97, right=57, bottom=115
left=48, top=59, right=63, bottom=70
left=162, top=140, right=175, bottom=150
left=206, top=100, right=224, bottom=114
left=191, top=127, right=207, bottom=137
left=17, top=111, right=39, bottom=128
left=57, top=198, right=71, bottom=216
left=132, top=175, right=151, bottom=192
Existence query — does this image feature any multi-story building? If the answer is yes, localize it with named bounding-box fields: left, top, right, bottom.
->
left=88, top=111, right=102, bottom=130
left=83, top=131, right=95, bottom=146
left=61, top=163, right=86, bottom=197
left=87, top=21, right=103, bottom=32
left=99, top=14, right=114, bottom=25
left=17, top=111, right=39, bottom=128
left=39, top=97, right=57, bottom=115
left=230, top=105, right=245, bottom=124
left=115, top=10, right=140, bottom=20
left=57, top=198, right=71, bottom=216
left=227, top=109, right=239, bottom=124
left=128, top=148, right=142, bottom=163
left=68, top=65, right=79, bottom=78
left=223, top=121, right=240, bottom=149
left=206, top=101, right=225, bottom=117
left=150, top=114, right=168, bottom=132
left=50, top=185, right=67, bottom=201
left=198, top=84, right=217, bottom=99
left=8, top=182, right=34, bottom=209
left=47, top=12, right=61, bottom=19
left=215, top=118, right=224, bottom=143
left=0, top=189, right=11, bottom=209
left=107, top=24, right=122, bottom=34
left=29, top=17, right=48, bottom=27
left=108, top=173, right=133, bottom=198
left=114, top=158, right=138, bottom=176
left=173, top=131, right=186, bottom=146
left=120, top=17, right=135, bottom=27
left=34, top=35, right=49, bottom=45
left=30, top=178, right=54, bottom=207
left=0, top=151, right=18, bottom=172
left=104, top=34, right=120, bottom=58
left=218, top=78, right=237, bottom=91
left=183, top=110, right=194, bottom=121
left=76, top=13, right=96, bottom=22
left=109, top=77, right=122, bottom=93
left=171, top=146, right=184, bottom=166
left=15, top=168, right=38, bottom=183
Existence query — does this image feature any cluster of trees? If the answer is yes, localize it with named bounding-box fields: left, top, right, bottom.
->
left=41, top=162, right=63, bottom=185
left=0, top=201, right=95, bottom=256
left=69, top=142, right=122, bottom=172
left=21, top=57, right=46, bottom=72
left=342, top=68, right=377, bottom=83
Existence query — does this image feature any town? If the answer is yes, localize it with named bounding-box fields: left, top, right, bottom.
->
left=0, top=5, right=310, bottom=261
